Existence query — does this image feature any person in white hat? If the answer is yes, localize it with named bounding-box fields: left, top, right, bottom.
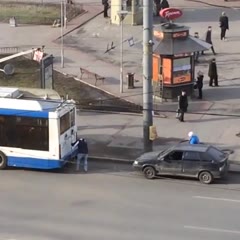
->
left=188, top=131, right=200, bottom=144
left=219, top=12, right=229, bottom=41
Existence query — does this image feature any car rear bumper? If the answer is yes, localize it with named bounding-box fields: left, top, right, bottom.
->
left=212, top=166, right=229, bottom=179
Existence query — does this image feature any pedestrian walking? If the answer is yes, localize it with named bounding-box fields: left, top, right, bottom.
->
left=102, top=0, right=109, bottom=18
left=177, top=90, right=188, bottom=122
left=160, top=0, right=169, bottom=10
left=194, top=32, right=200, bottom=62
left=72, top=138, right=88, bottom=172
left=188, top=131, right=200, bottom=144
left=208, top=58, right=219, bottom=87
left=196, top=71, right=204, bottom=99
left=202, top=26, right=216, bottom=55
left=154, top=0, right=161, bottom=16
left=219, top=12, right=229, bottom=41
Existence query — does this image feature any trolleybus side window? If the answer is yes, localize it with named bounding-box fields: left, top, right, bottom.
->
left=60, top=112, right=70, bottom=134
left=0, top=115, right=49, bottom=151
left=70, top=109, right=75, bottom=127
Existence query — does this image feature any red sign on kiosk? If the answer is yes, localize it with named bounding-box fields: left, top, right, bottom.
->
left=160, top=8, right=183, bottom=20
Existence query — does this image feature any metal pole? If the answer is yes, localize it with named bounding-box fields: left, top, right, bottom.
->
left=120, top=15, right=123, bottom=93
left=143, top=0, right=153, bottom=152
left=64, top=0, right=67, bottom=29
left=61, top=1, right=64, bottom=68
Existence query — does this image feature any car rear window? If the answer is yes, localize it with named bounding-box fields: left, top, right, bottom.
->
left=207, top=147, right=225, bottom=161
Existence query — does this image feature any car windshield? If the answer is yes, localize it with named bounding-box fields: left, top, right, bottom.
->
left=207, top=147, right=225, bottom=161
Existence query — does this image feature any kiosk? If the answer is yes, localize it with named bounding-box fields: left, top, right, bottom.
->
left=152, top=8, right=211, bottom=100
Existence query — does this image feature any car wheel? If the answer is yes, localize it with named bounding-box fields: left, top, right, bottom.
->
left=143, top=166, right=156, bottom=179
left=198, top=171, right=213, bottom=184
left=0, top=151, right=7, bottom=170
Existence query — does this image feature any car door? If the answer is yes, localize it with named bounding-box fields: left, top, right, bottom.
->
left=160, top=150, right=183, bottom=175
left=182, top=151, right=201, bottom=176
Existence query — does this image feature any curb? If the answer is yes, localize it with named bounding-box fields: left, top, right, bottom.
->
left=89, top=156, right=134, bottom=164
left=78, top=109, right=168, bottom=118
left=72, top=76, right=141, bottom=107
left=89, top=156, right=240, bottom=173
left=55, top=9, right=103, bottom=41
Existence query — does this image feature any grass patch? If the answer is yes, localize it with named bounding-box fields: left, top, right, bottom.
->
left=0, top=56, right=141, bottom=112
left=0, top=3, right=83, bottom=25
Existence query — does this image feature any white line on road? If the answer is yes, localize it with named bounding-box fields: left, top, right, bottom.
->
left=193, top=196, right=240, bottom=203
left=184, top=225, right=240, bottom=235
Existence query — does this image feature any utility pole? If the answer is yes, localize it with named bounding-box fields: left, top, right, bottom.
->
left=64, top=0, right=67, bottom=29
left=143, top=0, right=153, bottom=152
left=61, top=1, right=64, bottom=68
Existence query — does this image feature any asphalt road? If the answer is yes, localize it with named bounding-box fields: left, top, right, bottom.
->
left=0, top=161, right=240, bottom=240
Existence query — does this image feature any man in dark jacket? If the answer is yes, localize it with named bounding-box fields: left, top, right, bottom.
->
left=72, top=138, right=88, bottom=172
left=154, top=0, right=161, bottom=16
left=178, top=91, right=188, bottom=122
left=196, top=71, right=204, bottom=99
left=160, top=0, right=169, bottom=9
left=208, top=58, right=218, bottom=87
left=219, top=12, right=229, bottom=41
left=102, top=0, right=109, bottom=18
left=202, top=26, right=216, bottom=55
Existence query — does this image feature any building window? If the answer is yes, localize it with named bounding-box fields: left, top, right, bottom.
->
left=60, top=112, right=70, bottom=134
left=0, top=115, right=49, bottom=151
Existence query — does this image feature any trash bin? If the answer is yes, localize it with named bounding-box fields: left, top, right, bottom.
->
left=9, top=17, right=17, bottom=27
left=127, top=73, right=135, bottom=89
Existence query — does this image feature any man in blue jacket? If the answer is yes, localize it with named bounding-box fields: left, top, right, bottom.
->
left=72, top=138, right=88, bottom=172
left=188, top=131, right=200, bottom=144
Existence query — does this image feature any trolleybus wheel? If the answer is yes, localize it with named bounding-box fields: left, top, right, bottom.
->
left=0, top=151, right=7, bottom=170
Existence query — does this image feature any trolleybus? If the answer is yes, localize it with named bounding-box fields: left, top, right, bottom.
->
left=0, top=95, right=77, bottom=170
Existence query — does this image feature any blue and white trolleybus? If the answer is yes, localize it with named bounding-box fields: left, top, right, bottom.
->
left=0, top=91, right=77, bottom=170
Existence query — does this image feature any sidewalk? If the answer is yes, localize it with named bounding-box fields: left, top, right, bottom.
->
left=186, top=0, right=240, bottom=8
left=78, top=110, right=240, bottom=172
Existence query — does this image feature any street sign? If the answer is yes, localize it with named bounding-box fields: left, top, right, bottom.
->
left=160, top=8, right=183, bottom=20
left=128, top=37, right=134, bottom=47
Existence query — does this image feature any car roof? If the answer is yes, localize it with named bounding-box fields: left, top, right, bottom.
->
left=172, top=143, right=210, bottom=152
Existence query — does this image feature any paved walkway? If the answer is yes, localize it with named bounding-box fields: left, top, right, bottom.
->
left=186, top=0, right=240, bottom=8
left=78, top=110, right=240, bottom=172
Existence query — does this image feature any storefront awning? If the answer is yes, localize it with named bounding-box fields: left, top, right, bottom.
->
left=153, top=36, right=212, bottom=55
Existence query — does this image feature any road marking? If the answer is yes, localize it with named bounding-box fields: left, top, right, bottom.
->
left=184, top=225, right=240, bottom=235
left=193, top=196, right=240, bottom=203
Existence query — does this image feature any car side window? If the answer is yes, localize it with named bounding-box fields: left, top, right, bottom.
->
left=166, top=151, right=183, bottom=161
left=183, top=151, right=200, bottom=161
left=200, top=152, right=213, bottom=162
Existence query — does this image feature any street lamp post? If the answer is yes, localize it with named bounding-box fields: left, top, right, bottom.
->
left=64, top=0, right=67, bottom=29
left=117, top=11, right=128, bottom=93
left=61, top=1, right=64, bottom=68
